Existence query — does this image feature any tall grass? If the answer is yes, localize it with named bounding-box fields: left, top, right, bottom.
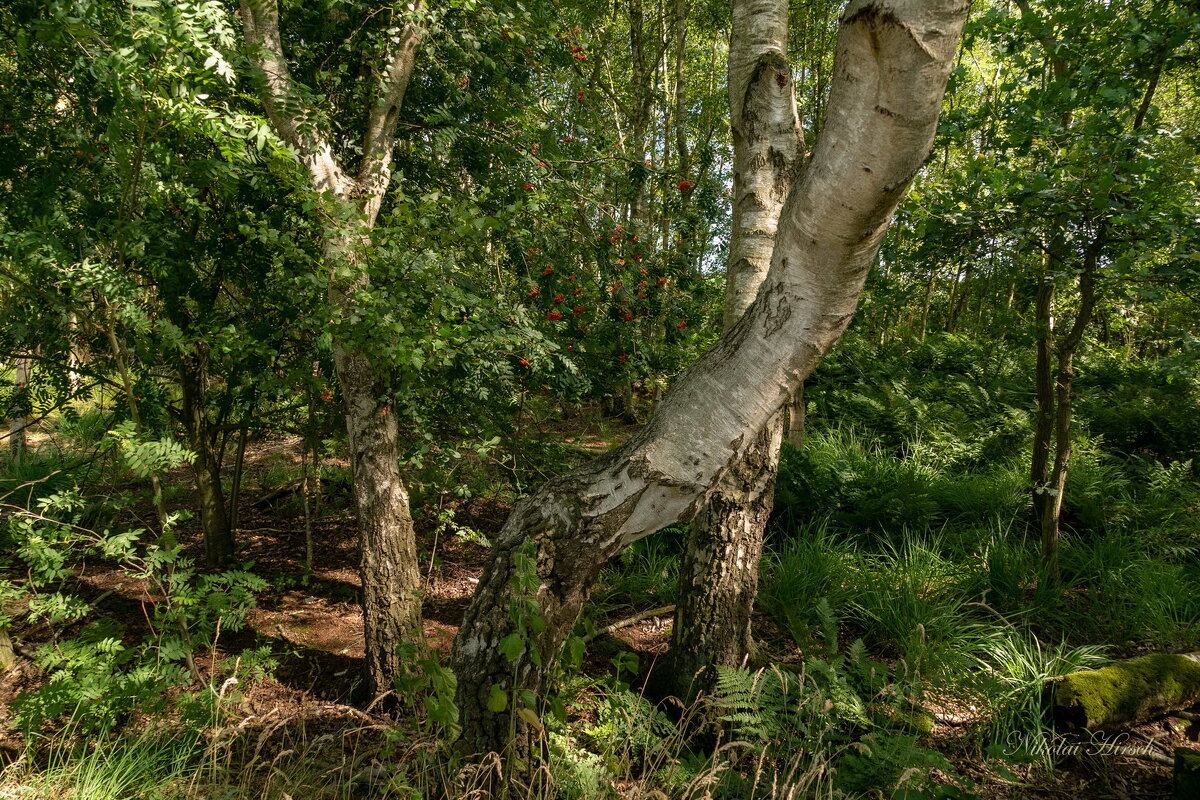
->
left=4, top=727, right=203, bottom=800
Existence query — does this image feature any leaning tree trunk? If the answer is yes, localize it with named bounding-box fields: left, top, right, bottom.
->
left=451, top=0, right=968, bottom=759
left=669, top=0, right=804, bottom=702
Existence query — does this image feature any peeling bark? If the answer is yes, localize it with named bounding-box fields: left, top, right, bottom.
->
left=669, top=0, right=802, bottom=702
left=452, top=0, right=968, bottom=759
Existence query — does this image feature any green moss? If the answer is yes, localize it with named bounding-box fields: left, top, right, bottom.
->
left=1055, top=654, right=1200, bottom=731
left=1175, top=748, right=1200, bottom=800
left=897, top=708, right=936, bottom=735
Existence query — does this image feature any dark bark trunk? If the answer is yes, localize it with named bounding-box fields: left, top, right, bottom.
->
left=1031, top=269, right=1056, bottom=530
left=333, top=345, right=422, bottom=699
left=179, top=354, right=235, bottom=568
left=228, top=426, right=248, bottom=535
left=669, top=415, right=781, bottom=701
left=1039, top=238, right=1098, bottom=579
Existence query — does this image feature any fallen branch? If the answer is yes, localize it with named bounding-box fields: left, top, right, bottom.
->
left=585, top=605, right=676, bottom=643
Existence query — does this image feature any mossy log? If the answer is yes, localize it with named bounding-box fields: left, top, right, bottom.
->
left=1054, top=653, right=1200, bottom=731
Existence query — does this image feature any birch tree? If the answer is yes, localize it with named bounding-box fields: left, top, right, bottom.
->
left=668, top=0, right=805, bottom=700
left=450, top=0, right=969, bottom=757
left=240, top=0, right=427, bottom=696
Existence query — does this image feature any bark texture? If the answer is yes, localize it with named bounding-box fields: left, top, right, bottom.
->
left=452, top=0, right=968, bottom=759
left=241, top=0, right=426, bottom=697
left=671, top=417, right=782, bottom=699
left=787, top=383, right=806, bottom=447
left=668, top=0, right=802, bottom=701
left=179, top=351, right=235, bottom=568
left=7, top=358, right=30, bottom=466
left=335, top=343, right=422, bottom=694
left=722, top=2, right=806, bottom=329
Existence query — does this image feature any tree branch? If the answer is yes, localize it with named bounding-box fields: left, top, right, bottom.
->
left=239, top=0, right=347, bottom=194
left=358, top=2, right=428, bottom=191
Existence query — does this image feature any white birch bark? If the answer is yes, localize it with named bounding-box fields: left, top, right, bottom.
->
left=8, top=358, right=30, bottom=466
left=668, top=0, right=805, bottom=700
left=452, top=0, right=969, bottom=757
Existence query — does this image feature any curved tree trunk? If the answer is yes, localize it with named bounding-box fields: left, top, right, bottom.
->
left=668, top=0, right=803, bottom=702
left=451, top=0, right=968, bottom=759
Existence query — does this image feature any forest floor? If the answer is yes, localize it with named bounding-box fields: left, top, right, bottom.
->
left=0, top=432, right=1190, bottom=799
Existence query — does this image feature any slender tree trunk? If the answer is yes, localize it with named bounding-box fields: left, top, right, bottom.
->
left=8, top=358, right=30, bottom=466
left=947, top=265, right=971, bottom=332
left=179, top=353, right=235, bottom=568
left=669, top=0, right=803, bottom=702
left=944, top=262, right=963, bottom=331
left=67, top=314, right=81, bottom=394
left=918, top=267, right=937, bottom=341
left=1030, top=265, right=1056, bottom=528
left=451, top=0, right=967, bottom=759
left=229, top=426, right=248, bottom=535
left=1034, top=51, right=1164, bottom=574
left=1039, top=237, right=1099, bottom=578
left=302, top=391, right=316, bottom=576
left=241, top=0, right=427, bottom=697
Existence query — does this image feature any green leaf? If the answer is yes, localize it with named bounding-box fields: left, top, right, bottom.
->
left=486, top=683, right=508, bottom=713
left=498, top=632, right=524, bottom=662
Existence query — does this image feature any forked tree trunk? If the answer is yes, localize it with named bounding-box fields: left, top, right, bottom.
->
left=451, top=0, right=968, bottom=759
left=1038, top=237, right=1099, bottom=578
left=241, top=0, right=426, bottom=698
left=669, top=0, right=804, bottom=702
